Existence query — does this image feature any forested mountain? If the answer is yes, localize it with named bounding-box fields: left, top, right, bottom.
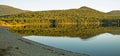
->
left=0, top=5, right=120, bottom=26
left=0, top=6, right=109, bottom=19
left=0, top=5, right=27, bottom=16
left=0, top=5, right=120, bottom=38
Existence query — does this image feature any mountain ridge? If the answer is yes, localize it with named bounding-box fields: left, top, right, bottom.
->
left=0, top=5, right=120, bottom=16
left=0, top=5, right=28, bottom=16
left=0, top=5, right=119, bottom=20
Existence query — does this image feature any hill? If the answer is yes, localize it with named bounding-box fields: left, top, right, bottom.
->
left=0, top=6, right=109, bottom=19
left=108, top=10, right=120, bottom=15
left=0, top=5, right=119, bottom=26
left=0, top=5, right=27, bottom=16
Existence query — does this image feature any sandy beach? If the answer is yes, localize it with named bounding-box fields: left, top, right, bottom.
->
left=0, top=27, right=88, bottom=56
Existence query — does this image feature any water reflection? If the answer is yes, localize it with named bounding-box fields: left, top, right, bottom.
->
left=8, top=23, right=120, bottom=39
left=7, top=20, right=120, bottom=56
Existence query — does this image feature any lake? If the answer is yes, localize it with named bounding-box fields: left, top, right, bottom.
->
left=8, top=23, right=120, bottom=56
left=23, top=33, right=120, bottom=56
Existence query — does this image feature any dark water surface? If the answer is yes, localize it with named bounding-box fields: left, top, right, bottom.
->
left=8, top=23, right=120, bottom=56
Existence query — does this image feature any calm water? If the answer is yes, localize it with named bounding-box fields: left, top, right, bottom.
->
left=23, top=33, right=120, bottom=56
left=8, top=23, right=120, bottom=56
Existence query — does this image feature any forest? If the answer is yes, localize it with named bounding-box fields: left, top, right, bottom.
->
left=0, top=6, right=120, bottom=26
left=0, top=5, right=120, bottom=38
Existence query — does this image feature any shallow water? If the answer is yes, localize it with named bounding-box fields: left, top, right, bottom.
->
left=24, top=33, right=120, bottom=56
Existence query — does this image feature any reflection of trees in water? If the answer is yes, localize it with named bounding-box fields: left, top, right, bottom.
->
left=8, top=21, right=120, bottom=39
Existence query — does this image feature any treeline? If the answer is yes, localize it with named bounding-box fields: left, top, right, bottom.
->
left=0, top=6, right=120, bottom=26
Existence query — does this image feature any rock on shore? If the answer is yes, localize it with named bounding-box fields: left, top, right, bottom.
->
left=0, top=27, right=88, bottom=56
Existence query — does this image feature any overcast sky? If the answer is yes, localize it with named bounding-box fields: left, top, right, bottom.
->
left=0, top=0, right=120, bottom=12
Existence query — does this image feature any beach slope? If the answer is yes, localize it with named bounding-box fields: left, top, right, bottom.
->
left=0, top=27, right=88, bottom=56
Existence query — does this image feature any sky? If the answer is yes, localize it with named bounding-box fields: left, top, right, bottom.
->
left=0, top=0, right=120, bottom=12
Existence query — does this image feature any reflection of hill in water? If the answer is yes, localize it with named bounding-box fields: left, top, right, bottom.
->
left=8, top=23, right=120, bottom=39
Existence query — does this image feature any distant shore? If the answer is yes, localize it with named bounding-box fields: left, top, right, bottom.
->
left=0, top=27, right=88, bottom=56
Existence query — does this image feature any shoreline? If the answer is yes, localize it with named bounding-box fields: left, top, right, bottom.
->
left=0, top=27, right=89, bottom=56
